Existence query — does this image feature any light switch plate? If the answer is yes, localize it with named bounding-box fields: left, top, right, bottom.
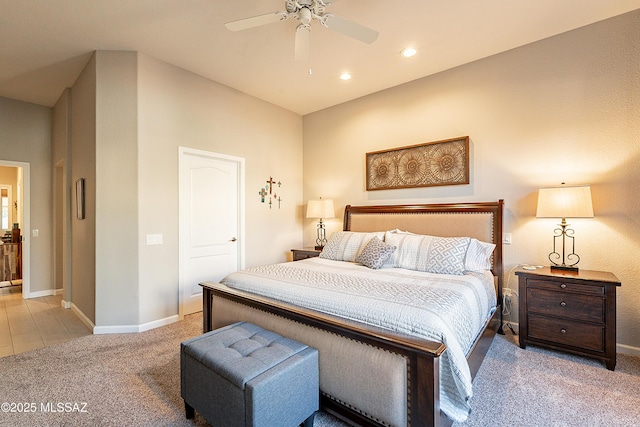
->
left=502, top=233, right=512, bottom=245
left=146, top=234, right=163, bottom=245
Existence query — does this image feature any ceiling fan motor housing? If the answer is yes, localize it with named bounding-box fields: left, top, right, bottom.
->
left=287, top=1, right=329, bottom=20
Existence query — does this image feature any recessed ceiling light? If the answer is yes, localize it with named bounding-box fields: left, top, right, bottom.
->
left=340, top=72, right=352, bottom=81
left=401, top=47, right=417, bottom=58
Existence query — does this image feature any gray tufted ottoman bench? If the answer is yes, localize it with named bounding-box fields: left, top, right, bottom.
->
left=181, top=322, right=319, bottom=427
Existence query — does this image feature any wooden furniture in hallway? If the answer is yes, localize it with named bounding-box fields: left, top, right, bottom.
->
left=0, top=243, right=21, bottom=282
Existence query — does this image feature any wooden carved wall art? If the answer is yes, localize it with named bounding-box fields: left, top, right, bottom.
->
left=259, top=176, right=282, bottom=208
left=366, top=136, right=469, bottom=191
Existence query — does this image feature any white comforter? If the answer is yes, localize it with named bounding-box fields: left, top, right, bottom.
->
left=221, top=257, right=496, bottom=422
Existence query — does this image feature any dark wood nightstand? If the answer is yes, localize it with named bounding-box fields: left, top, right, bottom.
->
left=291, top=248, right=322, bottom=261
left=516, top=267, right=621, bottom=370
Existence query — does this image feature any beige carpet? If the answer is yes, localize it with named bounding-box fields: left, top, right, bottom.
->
left=454, top=330, right=640, bottom=427
left=0, top=313, right=346, bottom=427
left=0, top=313, right=638, bottom=426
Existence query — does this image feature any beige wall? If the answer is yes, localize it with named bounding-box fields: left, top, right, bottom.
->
left=47, top=50, right=303, bottom=330
left=70, top=54, right=97, bottom=322
left=303, top=10, right=640, bottom=351
left=52, top=89, right=71, bottom=301
left=94, top=51, right=140, bottom=327
left=137, top=53, right=304, bottom=324
left=0, top=96, right=52, bottom=294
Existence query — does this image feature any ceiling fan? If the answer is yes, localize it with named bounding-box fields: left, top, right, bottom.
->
left=225, top=0, right=379, bottom=61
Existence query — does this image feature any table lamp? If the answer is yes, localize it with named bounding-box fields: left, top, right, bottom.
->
left=536, top=184, right=593, bottom=272
left=306, top=198, right=335, bottom=250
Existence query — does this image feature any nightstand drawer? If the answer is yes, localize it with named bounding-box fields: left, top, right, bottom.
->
left=527, top=288, right=604, bottom=323
left=527, top=279, right=604, bottom=296
left=291, top=248, right=321, bottom=261
left=528, top=314, right=605, bottom=352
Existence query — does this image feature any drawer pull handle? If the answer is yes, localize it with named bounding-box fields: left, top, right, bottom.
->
left=560, top=328, right=567, bottom=334
left=560, top=284, right=567, bottom=289
left=560, top=301, right=567, bottom=307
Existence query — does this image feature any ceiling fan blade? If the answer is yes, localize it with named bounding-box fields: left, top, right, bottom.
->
left=225, top=12, right=286, bottom=32
left=294, top=25, right=311, bottom=61
left=323, top=14, right=379, bottom=44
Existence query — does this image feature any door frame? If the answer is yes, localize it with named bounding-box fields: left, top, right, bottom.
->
left=178, top=146, right=245, bottom=319
left=0, top=160, right=30, bottom=298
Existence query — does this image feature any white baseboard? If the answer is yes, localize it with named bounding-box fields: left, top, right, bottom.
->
left=616, top=343, right=640, bottom=358
left=70, top=303, right=96, bottom=332
left=64, top=303, right=180, bottom=335
left=23, top=288, right=63, bottom=298
left=27, top=289, right=54, bottom=298
left=93, top=315, right=180, bottom=335
left=60, top=299, right=71, bottom=309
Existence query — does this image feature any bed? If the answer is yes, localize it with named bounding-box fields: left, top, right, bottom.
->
left=200, top=201, right=504, bottom=427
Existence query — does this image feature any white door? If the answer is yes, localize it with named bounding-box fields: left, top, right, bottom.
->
left=179, top=147, right=245, bottom=317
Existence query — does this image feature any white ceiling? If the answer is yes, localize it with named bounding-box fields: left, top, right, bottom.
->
left=1, top=0, right=639, bottom=115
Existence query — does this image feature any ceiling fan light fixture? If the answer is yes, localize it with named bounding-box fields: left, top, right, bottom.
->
left=401, top=47, right=417, bottom=58
left=340, top=72, right=352, bottom=81
left=225, top=1, right=379, bottom=60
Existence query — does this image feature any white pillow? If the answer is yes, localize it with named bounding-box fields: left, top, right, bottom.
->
left=465, top=238, right=495, bottom=272
left=319, top=231, right=385, bottom=262
left=385, top=228, right=414, bottom=236
left=384, top=232, right=470, bottom=275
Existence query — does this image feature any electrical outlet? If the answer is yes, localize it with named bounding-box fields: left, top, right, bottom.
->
left=502, top=232, right=512, bottom=245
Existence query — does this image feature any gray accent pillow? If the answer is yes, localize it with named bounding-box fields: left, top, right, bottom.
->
left=319, top=231, right=385, bottom=262
left=355, top=236, right=397, bottom=269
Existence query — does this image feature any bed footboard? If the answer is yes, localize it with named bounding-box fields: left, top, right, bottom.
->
left=201, top=282, right=446, bottom=427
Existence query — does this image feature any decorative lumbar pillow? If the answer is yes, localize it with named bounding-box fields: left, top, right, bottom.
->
left=384, top=233, right=470, bottom=275
left=319, top=231, right=385, bottom=262
left=355, top=236, right=397, bottom=269
left=465, top=238, right=495, bottom=272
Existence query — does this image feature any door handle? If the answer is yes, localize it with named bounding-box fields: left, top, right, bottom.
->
left=230, top=237, right=237, bottom=242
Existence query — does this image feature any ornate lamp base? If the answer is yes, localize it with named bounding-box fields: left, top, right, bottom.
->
left=548, top=219, right=581, bottom=273
left=315, top=219, right=327, bottom=251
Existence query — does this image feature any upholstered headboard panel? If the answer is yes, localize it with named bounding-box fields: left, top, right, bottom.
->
left=347, top=212, right=494, bottom=243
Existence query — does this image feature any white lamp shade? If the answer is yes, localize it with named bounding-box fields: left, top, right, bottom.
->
left=536, top=185, right=594, bottom=219
left=306, top=199, right=335, bottom=219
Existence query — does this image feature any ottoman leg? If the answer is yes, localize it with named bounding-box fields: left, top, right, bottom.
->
left=302, top=411, right=316, bottom=427
left=185, top=401, right=195, bottom=419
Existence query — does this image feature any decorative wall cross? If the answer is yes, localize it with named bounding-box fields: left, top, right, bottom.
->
left=259, top=177, right=282, bottom=208
left=259, top=187, right=268, bottom=203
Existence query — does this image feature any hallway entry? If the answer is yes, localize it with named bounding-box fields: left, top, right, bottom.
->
left=0, top=161, right=29, bottom=299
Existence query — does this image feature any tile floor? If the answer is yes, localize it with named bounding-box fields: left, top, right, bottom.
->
left=0, top=285, right=91, bottom=357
